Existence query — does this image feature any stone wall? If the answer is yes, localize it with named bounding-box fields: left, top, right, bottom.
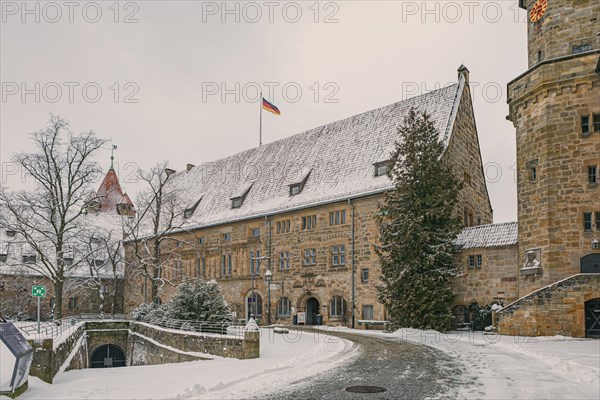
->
left=129, top=321, right=258, bottom=360
left=496, top=274, right=600, bottom=337
left=27, top=322, right=86, bottom=384
left=453, top=244, right=520, bottom=307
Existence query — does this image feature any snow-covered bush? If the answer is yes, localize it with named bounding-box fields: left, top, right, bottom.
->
left=131, top=302, right=168, bottom=321
left=468, top=301, right=493, bottom=331
left=167, top=277, right=234, bottom=324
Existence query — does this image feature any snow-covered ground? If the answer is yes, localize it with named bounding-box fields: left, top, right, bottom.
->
left=13, top=325, right=599, bottom=399
left=19, top=328, right=357, bottom=400
left=319, top=326, right=600, bottom=400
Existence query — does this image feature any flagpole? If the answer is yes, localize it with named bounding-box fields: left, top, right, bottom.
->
left=259, top=92, right=263, bottom=147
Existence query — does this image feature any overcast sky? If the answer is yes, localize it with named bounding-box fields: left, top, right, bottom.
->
left=0, top=1, right=528, bottom=222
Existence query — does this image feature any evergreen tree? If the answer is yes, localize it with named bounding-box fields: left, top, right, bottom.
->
left=167, top=277, right=233, bottom=323
left=376, top=108, right=463, bottom=332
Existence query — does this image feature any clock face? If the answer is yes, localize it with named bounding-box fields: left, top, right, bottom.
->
left=530, top=0, right=548, bottom=23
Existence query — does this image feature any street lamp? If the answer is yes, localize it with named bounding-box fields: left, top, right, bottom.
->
left=265, top=268, right=273, bottom=324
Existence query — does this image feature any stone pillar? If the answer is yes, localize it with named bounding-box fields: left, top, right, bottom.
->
left=243, top=318, right=260, bottom=359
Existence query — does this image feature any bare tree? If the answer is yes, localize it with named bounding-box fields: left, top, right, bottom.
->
left=0, top=116, right=108, bottom=319
left=79, top=220, right=124, bottom=318
left=124, top=162, right=191, bottom=305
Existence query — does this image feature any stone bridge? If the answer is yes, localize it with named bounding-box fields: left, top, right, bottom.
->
left=27, top=320, right=259, bottom=383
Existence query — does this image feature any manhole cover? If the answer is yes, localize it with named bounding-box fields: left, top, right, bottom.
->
left=345, top=386, right=387, bottom=393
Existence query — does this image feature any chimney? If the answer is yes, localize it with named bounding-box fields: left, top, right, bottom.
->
left=164, top=168, right=176, bottom=177
left=457, top=64, right=470, bottom=85
left=186, top=163, right=195, bottom=172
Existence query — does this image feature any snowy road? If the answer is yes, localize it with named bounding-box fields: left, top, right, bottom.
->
left=261, top=329, right=464, bottom=399
left=299, top=327, right=600, bottom=400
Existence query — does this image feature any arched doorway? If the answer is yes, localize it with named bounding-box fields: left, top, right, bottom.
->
left=452, top=305, right=469, bottom=328
left=306, top=297, right=320, bottom=325
left=90, top=344, right=126, bottom=368
left=580, top=254, right=600, bottom=273
left=246, top=292, right=263, bottom=321
left=585, top=299, right=600, bottom=338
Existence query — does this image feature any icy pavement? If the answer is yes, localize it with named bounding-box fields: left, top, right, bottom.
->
left=315, top=326, right=600, bottom=400
left=19, top=328, right=356, bottom=400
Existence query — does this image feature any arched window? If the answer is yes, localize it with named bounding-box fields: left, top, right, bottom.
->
left=330, top=296, right=346, bottom=318
left=277, top=297, right=291, bottom=318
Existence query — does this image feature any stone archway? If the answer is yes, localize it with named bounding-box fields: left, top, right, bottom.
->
left=580, top=254, right=600, bottom=274
left=245, top=291, right=263, bottom=321
left=305, top=297, right=320, bottom=325
left=90, top=344, right=126, bottom=368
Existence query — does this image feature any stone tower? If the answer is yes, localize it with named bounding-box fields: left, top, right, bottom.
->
left=507, top=0, right=600, bottom=296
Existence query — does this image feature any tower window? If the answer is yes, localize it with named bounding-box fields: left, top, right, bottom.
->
left=589, top=166, right=598, bottom=184
left=537, top=50, right=542, bottom=63
left=572, top=43, right=592, bottom=54
left=527, top=159, right=538, bottom=181
left=593, top=114, right=600, bottom=132
left=584, top=212, right=592, bottom=231
left=582, top=115, right=590, bottom=134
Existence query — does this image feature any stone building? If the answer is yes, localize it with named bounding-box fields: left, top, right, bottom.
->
left=124, top=67, right=495, bottom=327
left=0, top=163, right=132, bottom=320
left=495, top=0, right=600, bottom=337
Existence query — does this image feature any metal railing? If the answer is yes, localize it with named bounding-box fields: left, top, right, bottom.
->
left=137, top=316, right=245, bottom=338
left=12, top=317, right=82, bottom=341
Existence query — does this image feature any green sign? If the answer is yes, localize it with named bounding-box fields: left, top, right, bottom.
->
left=32, top=286, right=46, bottom=297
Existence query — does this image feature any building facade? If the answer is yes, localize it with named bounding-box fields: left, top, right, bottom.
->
left=124, top=67, right=495, bottom=327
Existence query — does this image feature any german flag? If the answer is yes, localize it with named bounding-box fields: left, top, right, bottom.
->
left=262, top=97, right=281, bottom=116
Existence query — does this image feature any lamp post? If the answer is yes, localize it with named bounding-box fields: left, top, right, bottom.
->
left=265, top=268, right=272, bottom=324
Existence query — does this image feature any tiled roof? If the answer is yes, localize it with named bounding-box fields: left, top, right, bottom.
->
left=455, top=222, right=518, bottom=249
left=95, top=168, right=134, bottom=212
left=169, top=77, right=465, bottom=231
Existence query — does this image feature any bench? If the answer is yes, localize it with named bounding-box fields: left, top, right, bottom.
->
left=456, top=322, right=473, bottom=331
left=357, top=320, right=388, bottom=330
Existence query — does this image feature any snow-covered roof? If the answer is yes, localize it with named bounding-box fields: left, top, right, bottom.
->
left=0, top=212, right=125, bottom=279
left=455, top=222, right=518, bottom=249
left=169, top=80, right=464, bottom=230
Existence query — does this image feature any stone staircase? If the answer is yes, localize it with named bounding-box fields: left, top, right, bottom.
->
left=495, top=274, right=600, bottom=337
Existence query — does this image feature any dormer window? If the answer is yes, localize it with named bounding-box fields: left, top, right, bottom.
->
left=6, top=230, right=16, bottom=237
left=374, top=161, right=390, bottom=177
left=184, top=197, right=203, bottom=219
left=231, top=197, right=243, bottom=208
left=231, top=184, right=253, bottom=209
left=94, top=259, right=106, bottom=267
left=63, top=257, right=74, bottom=267
left=0, top=254, right=7, bottom=263
left=288, top=170, right=311, bottom=196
